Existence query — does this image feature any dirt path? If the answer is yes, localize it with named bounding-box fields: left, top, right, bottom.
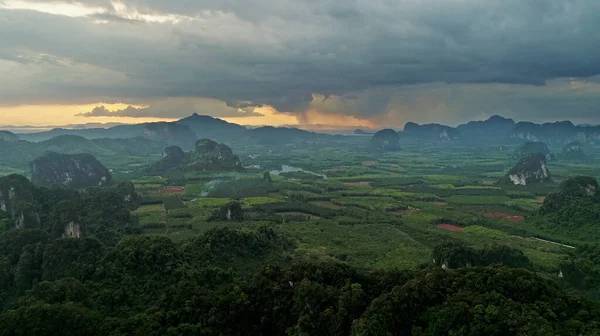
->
left=530, top=237, right=575, bottom=249
left=485, top=213, right=525, bottom=223
left=436, top=224, right=463, bottom=232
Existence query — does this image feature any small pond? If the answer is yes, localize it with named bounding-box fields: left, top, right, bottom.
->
left=269, top=165, right=327, bottom=179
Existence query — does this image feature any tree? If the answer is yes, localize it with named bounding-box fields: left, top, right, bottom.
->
left=0, top=255, right=12, bottom=290
left=14, top=243, right=44, bottom=291
left=0, top=302, right=108, bottom=336
left=41, top=237, right=105, bottom=281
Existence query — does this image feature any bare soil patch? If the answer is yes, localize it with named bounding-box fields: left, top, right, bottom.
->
left=482, top=180, right=497, bottom=185
left=362, top=161, right=378, bottom=167
left=160, top=186, right=185, bottom=194
left=436, top=224, right=464, bottom=232
left=484, top=213, right=525, bottom=223
left=343, top=181, right=372, bottom=187
left=310, top=201, right=342, bottom=210
left=536, top=196, right=546, bottom=203
left=434, top=202, right=448, bottom=206
left=392, top=207, right=420, bottom=216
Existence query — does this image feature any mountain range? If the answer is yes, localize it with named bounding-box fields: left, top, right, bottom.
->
left=402, top=116, right=600, bottom=145
left=11, top=113, right=351, bottom=149
left=4, top=114, right=600, bottom=149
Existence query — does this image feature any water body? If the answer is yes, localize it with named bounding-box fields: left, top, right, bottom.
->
left=270, top=165, right=327, bottom=179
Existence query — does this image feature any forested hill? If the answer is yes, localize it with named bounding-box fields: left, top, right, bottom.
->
left=0, top=135, right=165, bottom=172
left=0, top=226, right=598, bottom=335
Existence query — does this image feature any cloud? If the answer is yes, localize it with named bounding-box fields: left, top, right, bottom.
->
left=302, top=79, right=600, bottom=126
left=1, top=0, right=600, bottom=124
left=77, top=97, right=264, bottom=118
left=80, top=105, right=113, bottom=117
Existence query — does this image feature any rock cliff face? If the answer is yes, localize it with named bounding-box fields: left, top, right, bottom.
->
left=30, top=152, right=112, bottom=188
left=109, top=181, right=141, bottom=209
left=150, top=139, right=242, bottom=173
left=63, top=221, right=82, bottom=238
left=561, top=141, right=586, bottom=160
left=0, top=131, right=19, bottom=142
left=514, top=142, right=552, bottom=161
left=369, top=129, right=400, bottom=152
left=50, top=200, right=82, bottom=238
left=500, top=153, right=551, bottom=186
left=0, top=174, right=40, bottom=229
left=211, top=201, right=244, bottom=221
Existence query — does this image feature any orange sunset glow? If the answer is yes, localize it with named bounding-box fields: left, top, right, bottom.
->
left=0, top=103, right=379, bottom=130
left=0, top=104, right=172, bottom=126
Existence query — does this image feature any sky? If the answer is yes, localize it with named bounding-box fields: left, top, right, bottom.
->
left=1, top=0, right=600, bottom=129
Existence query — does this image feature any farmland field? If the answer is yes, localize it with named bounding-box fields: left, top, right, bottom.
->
left=121, top=142, right=600, bottom=281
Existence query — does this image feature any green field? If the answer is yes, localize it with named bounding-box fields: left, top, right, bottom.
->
left=115, top=143, right=600, bottom=277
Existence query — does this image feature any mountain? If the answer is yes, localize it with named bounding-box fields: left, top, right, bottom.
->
left=538, top=176, right=600, bottom=240
left=244, top=126, right=341, bottom=146
left=0, top=135, right=164, bottom=171
left=511, top=121, right=600, bottom=144
left=397, top=116, right=600, bottom=145
left=14, top=115, right=345, bottom=148
left=456, top=115, right=515, bottom=141
left=0, top=174, right=138, bottom=239
left=30, top=152, right=112, bottom=188
left=0, top=174, right=40, bottom=229
left=354, top=129, right=373, bottom=135
left=514, top=141, right=552, bottom=161
left=140, top=122, right=197, bottom=150
left=18, top=122, right=197, bottom=149
left=176, top=113, right=247, bottom=141
left=0, top=131, right=19, bottom=142
left=499, top=153, right=551, bottom=186
left=369, top=129, right=400, bottom=152
left=149, top=139, right=242, bottom=173
left=562, top=141, right=587, bottom=160
left=10, top=114, right=600, bottom=151
left=403, top=122, right=460, bottom=141
left=149, top=146, right=186, bottom=173
left=17, top=126, right=139, bottom=142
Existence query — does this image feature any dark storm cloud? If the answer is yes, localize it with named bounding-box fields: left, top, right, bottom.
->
left=1, top=0, right=600, bottom=123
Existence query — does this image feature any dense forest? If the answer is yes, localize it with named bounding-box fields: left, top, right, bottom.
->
left=1, top=225, right=599, bottom=335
